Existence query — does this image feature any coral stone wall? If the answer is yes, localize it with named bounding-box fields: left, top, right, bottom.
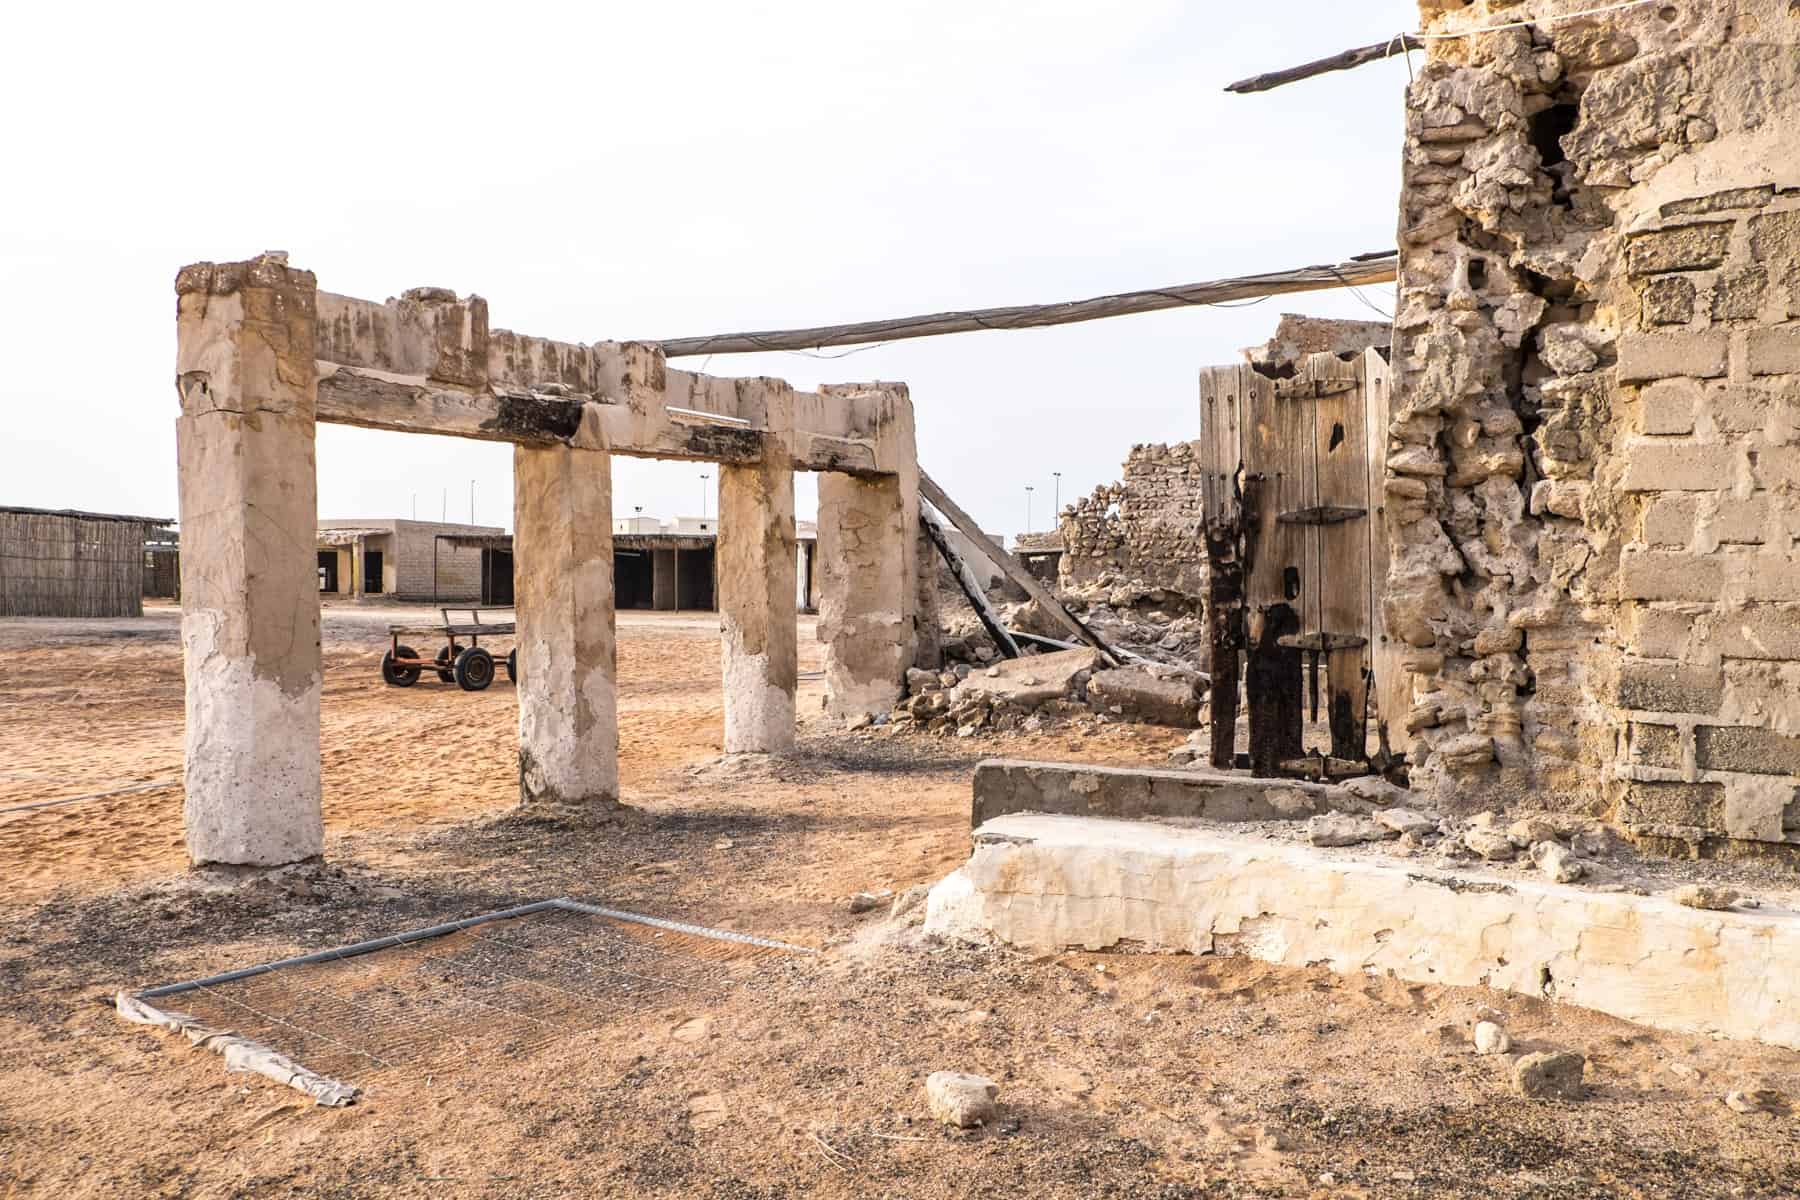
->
left=1060, top=442, right=1208, bottom=600
left=1393, top=0, right=1800, bottom=850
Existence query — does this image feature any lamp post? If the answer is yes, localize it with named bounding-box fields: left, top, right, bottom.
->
left=700, top=473, right=710, bottom=520
left=1025, top=485, right=1034, bottom=534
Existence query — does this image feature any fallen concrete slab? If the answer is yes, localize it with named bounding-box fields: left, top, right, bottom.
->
left=925, top=813, right=1800, bottom=1050
left=970, top=759, right=1348, bottom=828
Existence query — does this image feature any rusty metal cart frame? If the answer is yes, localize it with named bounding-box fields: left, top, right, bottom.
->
left=380, top=606, right=517, bottom=691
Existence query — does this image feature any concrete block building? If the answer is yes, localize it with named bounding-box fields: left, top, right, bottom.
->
left=315, top=519, right=505, bottom=601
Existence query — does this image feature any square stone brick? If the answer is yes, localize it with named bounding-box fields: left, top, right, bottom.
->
left=1758, top=446, right=1800, bottom=489
left=1744, top=556, right=1800, bottom=602
left=1696, top=725, right=1800, bottom=775
left=1750, top=209, right=1800, bottom=265
left=1747, top=328, right=1800, bottom=377
left=1640, top=496, right=1696, bottom=547
left=1618, top=779, right=1725, bottom=830
left=1617, top=332, right=1729, bottom=381
left=1709, top=604, right=1800, bottom=660
left=1710, top=384, right=1781, bottom=434
left=1640, top=379, right=1697, bottom=434
left=1712, top=267, right=1768, bottom=321
left=1629, top=722, right=1683, bottom=769
left=1627, top=223, right=1733, bottom=275
left=1640, top=276, right=1697, bottom=326
left=1617, top=659, right=1723, bottom=713
left=1620, top=551, right=1724, bottom=601
left=1617, top=440, right=1739, bottom=491
left=1710, top=496, right=1770, bottom=544
left=1623, top=606, right=1699, bottom=658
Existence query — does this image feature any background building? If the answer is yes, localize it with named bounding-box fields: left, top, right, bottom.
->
left=0, top=505, right=172, bottom=618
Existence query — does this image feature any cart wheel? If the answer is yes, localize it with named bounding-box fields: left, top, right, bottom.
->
left=506, top=649, right=518, bottom=684
left=382, top=645, right=421, bottom=687
left=453, top=646, right=495, bottom=692
left=434, top=647, right=455, bottom=683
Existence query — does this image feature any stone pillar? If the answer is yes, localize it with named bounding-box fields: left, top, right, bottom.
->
left=717, top=457, right=797, bottom=752
left=652, top=548, right=678, bottom=611
left=513, top=444, right=618, bottom=806
left=174, top=254, right=323, bottom=867
left=817, top=472, right=916, bottom=719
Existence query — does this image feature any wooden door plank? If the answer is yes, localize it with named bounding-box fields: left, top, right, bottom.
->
left=1363, top=348, right=1407, bottom=756
left=1308, top=351, right=1370, bottom=760
left=1239, top=367, right=1304, bottom=774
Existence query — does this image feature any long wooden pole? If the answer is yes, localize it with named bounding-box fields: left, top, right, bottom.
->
left=1224, top=35, right=1422, bottom=95
left=655, top=254, right=1396, bottom=357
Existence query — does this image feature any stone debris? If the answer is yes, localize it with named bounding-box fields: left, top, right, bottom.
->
left=1307, top=813, right=1388, bottom=848
left=1531, top=841, right=1585, bottom=884
left=889, top=884, right=929, bottom=921
left=1512, top=1051, right=1586, bottom=1100
left=1462, top=827, right=1519, bottom=862
left=1725, top=1084, right=1785, bottom=1115
left=1375, top=808, right=1438, bottom=838
left=1672, top=884, right=1740, bottom=911
left=848, top=889, right=894, bottom=914
left=925, top=1071, right=999, bottom=1128
left=1473, top=1020, right=1512, bottom=1056
left=1084, top=666, right=1203, bottom=728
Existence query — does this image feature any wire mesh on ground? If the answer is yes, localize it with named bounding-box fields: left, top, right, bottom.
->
left=154, top=905, right=801, bottom=1084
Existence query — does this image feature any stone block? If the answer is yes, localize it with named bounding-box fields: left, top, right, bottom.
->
left=953, top=648, right=1100, bottom=710
left=1749, top=209, right=1800, bottom=266
left=1622, top=606, right=1699, bottom=658
left=1616, top=332, right=1729, bottom=381
left=1709, top=605, right=1800, bottom=660
left=1712, top=267, right=1768, bottom=322
left=1616, top=659, right=1722, bottom=713
left=1710, top=385, right=1780, bottom=434
left=1640, top=380, right=1697, bottom=434
left=1085, top=667, right=1201, bottom=728
left=1626, top=223, right=1731, bottom=275
left=1640, top=496, right=1696, bottom=547
left=1758, top=447, right=1800, bottom=489
left=1629, top=722, right=1683, bottom=769
left=1639, top=276, right=1697, bottom=325
left=1710, top=496, right=1770, bottom=545
left=1744, top=557, right=1800, bottom=602
left=1662, top=187, right=1775, bottom=218
left=1620, top=551, right=1722, bottom=602
left=1618, top=780, right=1726, bottom=830
left=1617, top=441, right=1737, bottom=491
left=1697, top=726, right=1800, bottom=775
left=1747, top=328, right=1800, bottom=377
left=968, top=759, right=1350, bottom=828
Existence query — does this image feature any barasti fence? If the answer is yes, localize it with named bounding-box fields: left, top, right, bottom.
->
left=0, top=507, right=170, bottom=618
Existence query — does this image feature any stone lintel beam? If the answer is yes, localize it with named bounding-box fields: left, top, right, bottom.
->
left=302, top=281, right=913, bottom=470
left=173, top=253, right=323, bottom=867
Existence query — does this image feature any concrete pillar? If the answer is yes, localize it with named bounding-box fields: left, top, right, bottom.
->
left=717, top=457, right=797, bottom=752
left=513, top=443, right=618, bottom=807
left=817, top=472, right=919, bottom=719
left=652, top=548, right=678, bottom=611
left=174, top=253, right=323, bottom=867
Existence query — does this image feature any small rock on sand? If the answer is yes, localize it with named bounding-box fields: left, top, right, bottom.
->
left=1672, top=884, right=1739, bottom=911
left=1531, top=840, right=1585, bottom=883
left=1725, top=1085, right=1784, bottom=1115
left=926, top=1071, right=999, bottom=1128
left=849, top=889, right=894, bottom=913
left=1473, top=1021, right=1512, bottom=1055
left=1307, top=813, right=1386, bottom=847
left=1513, top=1051, right=1586, bottom=1100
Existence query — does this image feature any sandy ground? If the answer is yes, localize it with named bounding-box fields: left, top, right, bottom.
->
left=2, top=604, right=1799, bottom=1198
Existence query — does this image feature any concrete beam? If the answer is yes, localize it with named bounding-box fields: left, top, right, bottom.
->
left=928, top=813, right=1800, bottom=1050
left=513, top=443, right=619, bottom=807
left=173, top=254, right=323, bottom=867
left=969, top=759, right=1348, bottom=828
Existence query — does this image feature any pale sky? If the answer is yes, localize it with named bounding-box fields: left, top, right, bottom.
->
left=1, top=1, right=1416, bottom=540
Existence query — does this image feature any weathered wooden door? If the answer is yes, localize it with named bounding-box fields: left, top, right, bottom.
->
left=1199, top=349, right=1398, bottom=776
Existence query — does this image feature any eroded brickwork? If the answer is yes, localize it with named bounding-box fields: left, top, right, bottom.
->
left=1392, top=0, right=1800, bottom=850
left=1059, top=443, right=1207, bottom=600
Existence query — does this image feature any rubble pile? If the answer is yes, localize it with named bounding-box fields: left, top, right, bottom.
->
left=887, top=647, right=1204, bottom=737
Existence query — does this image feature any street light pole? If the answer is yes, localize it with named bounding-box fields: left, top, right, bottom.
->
left=1052, top=471, right=1061, bottom=521
left=700, top=473, right=710, bottom=520
left=1025, top=485, right=1034, bottom=534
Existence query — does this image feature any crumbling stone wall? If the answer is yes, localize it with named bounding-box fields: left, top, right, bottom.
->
left=1059, top=442, right=1207, bottom=600
left=1391, top=0, right=1800, bottom=851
